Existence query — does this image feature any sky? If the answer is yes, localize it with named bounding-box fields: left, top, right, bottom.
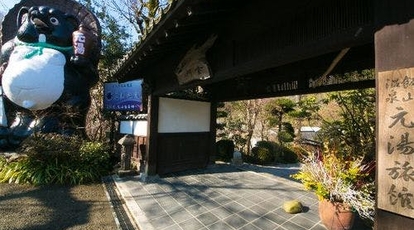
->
left=0, top=0, right=19, bottom=14
left=0, top=0, right=139, bottom=45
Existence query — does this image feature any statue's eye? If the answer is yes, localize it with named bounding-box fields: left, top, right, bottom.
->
left=49, top=17, right=59, bottom=25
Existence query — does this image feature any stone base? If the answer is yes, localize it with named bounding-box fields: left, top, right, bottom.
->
left=117, top=169, right=136, bottom=177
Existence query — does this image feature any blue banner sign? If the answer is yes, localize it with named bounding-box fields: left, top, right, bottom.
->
left=104, top=80, right=142, bottom=111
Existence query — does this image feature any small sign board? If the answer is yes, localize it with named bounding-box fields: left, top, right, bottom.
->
left=103, top=80, right=142, bottom=111
left=377, top=68, right=414, bottom=218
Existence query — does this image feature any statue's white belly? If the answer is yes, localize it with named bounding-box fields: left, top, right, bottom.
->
left=2, top=46, right=65, bottom=110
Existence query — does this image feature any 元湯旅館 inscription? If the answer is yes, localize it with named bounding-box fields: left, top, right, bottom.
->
left=378, top=68, right=414, bottom=218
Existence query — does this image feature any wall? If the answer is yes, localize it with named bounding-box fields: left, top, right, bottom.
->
left=158, top=97, right=210, bottom=133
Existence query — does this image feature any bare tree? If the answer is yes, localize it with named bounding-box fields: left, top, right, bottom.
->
left=223, top=99, right=263, bottom=154
left=104, top=0, right=170, bottom=36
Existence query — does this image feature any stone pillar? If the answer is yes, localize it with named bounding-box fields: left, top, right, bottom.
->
left=117, top=134, right=136, bottom=176
left=232, top=150, right=243, bottom=166
left=375, top=0, right=414, bottom=228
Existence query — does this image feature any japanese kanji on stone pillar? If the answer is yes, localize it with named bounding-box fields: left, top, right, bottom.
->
left=378, top=68, right=414, bottom=218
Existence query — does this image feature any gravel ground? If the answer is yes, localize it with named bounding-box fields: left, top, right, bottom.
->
left=0, top=182, right=119, bottom=230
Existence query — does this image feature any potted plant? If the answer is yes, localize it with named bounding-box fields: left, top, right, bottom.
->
left=292, top=143, right=375, bottom=230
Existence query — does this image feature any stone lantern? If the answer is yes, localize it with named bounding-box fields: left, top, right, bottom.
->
left=117, top=134, right=136, bottom=176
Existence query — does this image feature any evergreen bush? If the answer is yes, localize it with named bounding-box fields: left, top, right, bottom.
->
left=279, top=146, right=299, bottom=163
left=216, top=139, right=234, bottom=162
left=255, top=141, right=279, bottom=163
left=251, top=146, right=273, bottom=164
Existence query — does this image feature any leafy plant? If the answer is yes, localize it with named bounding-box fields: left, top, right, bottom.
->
left=317, top=88, right=376, bottom=162
left=292, top=143, right=375, bottom=222
left=0, top=133, right=111, bottom=185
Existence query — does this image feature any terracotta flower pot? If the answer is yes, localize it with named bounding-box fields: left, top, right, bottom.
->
left=318, top=199, right=355, bottom=230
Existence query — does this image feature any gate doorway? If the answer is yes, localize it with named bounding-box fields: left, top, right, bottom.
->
left=111, top=0, right=414, bottom=227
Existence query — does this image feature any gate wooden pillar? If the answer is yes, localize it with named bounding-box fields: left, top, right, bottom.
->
left=145, top=95, right=159, bottom=176
left=375, top=0, right=414, bottom=228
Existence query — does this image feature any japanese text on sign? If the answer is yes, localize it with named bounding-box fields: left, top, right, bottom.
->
left=378, top=68, right=414, bottom=218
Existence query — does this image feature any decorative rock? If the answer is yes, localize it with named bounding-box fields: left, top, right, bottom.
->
left=283, top=200, right=303, bottom=214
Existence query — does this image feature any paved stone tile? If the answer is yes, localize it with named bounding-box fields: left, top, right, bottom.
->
left=310, top=223, right=329, bottom=230
left=238, top=208, right=262, bottom=222
left=206, top=220, right=234, bottom=230
left=175, top=194, right=197, bottom=206
left=160, top=223, right=182, bottom=230
left=252, top=217, right=280, bottom=230
left=163, top=204, right=182, bottom=215
left=265, top=197, right=285, bottom=207
left=178, top=217, right=205, bottom=230
left=250, top=204, right=270, bottom=216
left=157, top=196, right=179, bottom=208
left=281, top=220, right=308, bottom=230
left=224, top=201, right=247, bottom=213
left=114, top=163, right=330, bottom=230
left=196, top=211, right=220, bottom=226
left=212, top=194, right=233, bottom=205
left=170, top=208, right=192, bottom=224
left=200, top=199, right=221, bottom=210
left=150, top=214, right=176, bottom=229
left=259, top=199, right=281, bottom=212
left=225, top=192, right=244, bottom=201
left=237, top=198, right=258, bottom=208
left=210, top=206, right=233, bottom=220
left=298, top=210, right=321, bottom=224
left=186, top=203, right=208, bottom=216
left=262, top=211, right=288, bottom=224
left=143, top=202, right=164, bottom=214
left=289, top=214, right=319, bottom=229
left=245, top=193, right=266, bottom=204
left=239, top=223, right=262, bottom=230
left=273, top=207, right=297, bottom=220
left=224, top=213, right=249, bottom=229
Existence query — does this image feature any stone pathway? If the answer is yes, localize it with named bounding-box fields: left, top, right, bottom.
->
left=113, top=163, right=371, bottom=230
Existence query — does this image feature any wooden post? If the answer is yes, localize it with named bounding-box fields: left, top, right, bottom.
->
left=145, top=95, right=159, bottom=176
left=209, top=100, right=218, bottom=164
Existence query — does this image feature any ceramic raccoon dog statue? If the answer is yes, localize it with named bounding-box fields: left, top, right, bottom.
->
left=0, top=6, right=100, bottom=149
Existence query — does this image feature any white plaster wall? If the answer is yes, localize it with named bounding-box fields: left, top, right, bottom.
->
left=120, top=120, right=147, bottom=136
left=158, top=97, right=211, bottom=133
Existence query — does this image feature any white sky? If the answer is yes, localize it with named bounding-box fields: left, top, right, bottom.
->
left=0, top=0, right=19, bottom=14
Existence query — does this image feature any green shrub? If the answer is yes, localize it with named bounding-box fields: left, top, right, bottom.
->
left=252, top=146, right=274, bottom=164
left=278, top=122, right=295, bottom=143
left=0, top=133, right=111, bottom=185
left=279, top=146, right=299, bottom=163
left=216, top=139, right=234, bottom=161
left=242, top=151, right=258, bottom=164
left=250, top=141, right=299, bottom=164
left=256, top=141, right=280, bottom=162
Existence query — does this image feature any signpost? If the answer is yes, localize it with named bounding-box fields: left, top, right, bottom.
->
left=103, top=80, right=142, bottom=111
